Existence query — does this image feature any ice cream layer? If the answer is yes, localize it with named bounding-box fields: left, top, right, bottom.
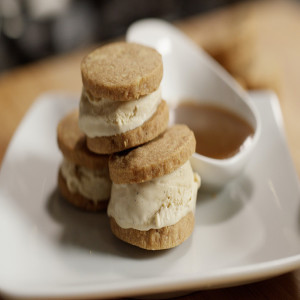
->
left=61, top=159, right=111, bottom=202
left=107, top=161, right=201, bottom=231
left=78, top=86, right=161, bottom=137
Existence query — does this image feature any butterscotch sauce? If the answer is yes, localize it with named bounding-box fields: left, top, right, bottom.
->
left=174, top=101, right=254, bottom=159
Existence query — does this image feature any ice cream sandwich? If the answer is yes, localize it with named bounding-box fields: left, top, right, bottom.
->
left=79, top=42, right=169, bottom=154
left=107, top=125, right=201, bottom=250
left=57, top=110, right=111, bottom=211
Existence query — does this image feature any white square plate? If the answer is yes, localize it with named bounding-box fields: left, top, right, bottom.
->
left=0, top=91, right=300, bottom=299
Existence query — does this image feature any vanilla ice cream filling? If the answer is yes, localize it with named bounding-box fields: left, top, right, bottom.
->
left=78, top=86, right=161, bottom=137
left=61, top=159, right=112, bottom=202
left=107, top=161, right=201, bottom=231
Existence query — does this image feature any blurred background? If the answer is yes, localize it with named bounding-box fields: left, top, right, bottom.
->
left=0, top=0, right=299, bottom=171
left=0, top=0, right=300, bottom=172
left=0, top=0, right=245, bottom=72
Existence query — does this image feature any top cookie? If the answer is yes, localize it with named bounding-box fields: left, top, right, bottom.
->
left=81, top=42, right=163, bottom=101
left=109, top=125, right=196, bottom=184
left=57, top=109, right=109, bottom=169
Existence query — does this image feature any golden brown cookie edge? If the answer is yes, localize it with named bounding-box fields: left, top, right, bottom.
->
left=109, top=124, right=196, bottom=184
left=109, top=212, right=194, bottom=250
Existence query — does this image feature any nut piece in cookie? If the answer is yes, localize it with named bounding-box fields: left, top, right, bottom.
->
left=78, top=42, right=168, bottom=154
left=57, top=110, right=111, bottom=211
left=107, top=125, right=201, bottom=250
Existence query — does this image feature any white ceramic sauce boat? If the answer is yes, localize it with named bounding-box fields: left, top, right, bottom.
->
left=126, top=19, right=261, bottom=190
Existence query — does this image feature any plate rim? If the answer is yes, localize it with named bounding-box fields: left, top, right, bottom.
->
left=2, top=252, right=300, bottom=299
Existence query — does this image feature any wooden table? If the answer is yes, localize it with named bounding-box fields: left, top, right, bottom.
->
left=0, top=1, right=300, bottom=299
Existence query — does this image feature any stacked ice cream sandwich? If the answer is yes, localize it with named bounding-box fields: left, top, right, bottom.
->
left=57, top=110, right=111, bottom=211
left=79, top=42, right=169, bottom=154
left=108, top=125, right=200, bottom=250
left=57, top=41, right=201, bottom=249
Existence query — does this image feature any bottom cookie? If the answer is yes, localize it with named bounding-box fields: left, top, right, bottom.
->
left=109, top=212, right=195, bottom=250
left=58, top=170, right=109, bottom=211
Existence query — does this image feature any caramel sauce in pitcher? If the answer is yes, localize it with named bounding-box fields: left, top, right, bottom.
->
left=174, top=101, right=254, bottom=159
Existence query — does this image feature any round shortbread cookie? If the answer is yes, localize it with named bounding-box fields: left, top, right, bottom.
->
left=81, top=42, right=163, bottom=101
left=109, top=212, right=194, bottom=250
left=57, top=109, right=109, bottom=170
left=109, top=124, right=196, bottom=184
left=86, top=100, right=169, bottom=155
left=58, top=170, right=108, bottom=211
